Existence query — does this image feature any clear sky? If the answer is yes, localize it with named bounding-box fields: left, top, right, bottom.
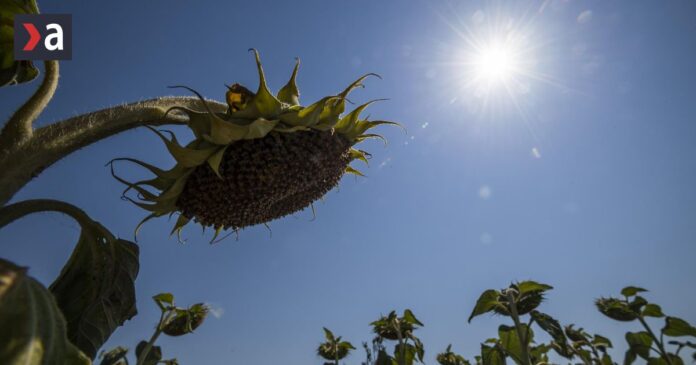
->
left=1, top=1, right=695, bottom=364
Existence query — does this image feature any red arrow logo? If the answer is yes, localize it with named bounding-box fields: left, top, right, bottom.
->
left=22, top=23, right=40, bottom=51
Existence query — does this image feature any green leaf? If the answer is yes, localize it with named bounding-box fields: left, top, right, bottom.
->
left=625, top=331, right=653, bottom=359
left=621, top=286, right=648, bottom=297
left=530, top=311, right=567, bottom=345
left=403, top=309, right=424, bottom=326
left=642, top=304, right=665, bottom=318
left=153, top=293, right=174, bottom=311
left=135, top=341, right=161, bottom=365
left=647, top=355, right=683, bottom=365
left=0, top=0, right=40, bottom=87
left=601, top=353, right=613, bottom=365
left=576, top=349, right=593, bottom=365
left=480, top=344, right=505, bottom=365
left=663, top=317, right=696, bottom=337
left=516, top=281, right=553, bottom=295
left=0, top=200, right=138, bottom=360
left=624, top=350, right=637, bottom=365
left=49, top=218, right=140, bottom=359
left=99, top=347, right=128, bottom=365
left=628, top=296, right=648, bottom=313
left=498, top=325, right=526, bottom=365
left=0, top=258, right=91, bottom=365
left=592, top=334, right=613, bottom=349
left=323, top=327, right=335, bottom=342
left=376, top=349, right=396, bottom=365
left=528, top=344, right=550, bottom=365
left=468, top=289, right=501, bottom=322
left=395, top=343, right=417, bottom=365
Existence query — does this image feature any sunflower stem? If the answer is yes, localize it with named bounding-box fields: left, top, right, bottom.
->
left=137, top=309, right=175, bottom=365
left=506, top=290, right=531, bottom=365
left=638, top=316, right=673, bottom=365
left=0, top=96, right=227, bottom=207
left=0, top=61, right=59, bottom=151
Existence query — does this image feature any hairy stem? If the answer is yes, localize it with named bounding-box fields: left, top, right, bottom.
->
left=0, top=61, right=59, bottom=149
left=0, top=96, right=226, bottom=206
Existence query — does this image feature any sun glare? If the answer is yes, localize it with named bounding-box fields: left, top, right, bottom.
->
left=472, top=42, right=520, bottom=83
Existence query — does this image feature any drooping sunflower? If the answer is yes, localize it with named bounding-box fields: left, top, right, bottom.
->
left=113, top=50, right=399, bottom=241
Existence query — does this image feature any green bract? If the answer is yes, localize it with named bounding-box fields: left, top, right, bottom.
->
left=113, top=50, right=399, bottom=241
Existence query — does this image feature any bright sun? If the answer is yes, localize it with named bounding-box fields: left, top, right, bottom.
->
left=472, top=41, right=520, bottom=84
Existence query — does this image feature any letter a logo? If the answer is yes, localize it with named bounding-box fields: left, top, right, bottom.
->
left=14, top=14, right=72, bottom=60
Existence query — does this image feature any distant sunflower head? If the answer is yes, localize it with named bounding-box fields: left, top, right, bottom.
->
left=112, top=50, right=400, bottom=241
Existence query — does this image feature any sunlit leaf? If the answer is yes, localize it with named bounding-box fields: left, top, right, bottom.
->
left=621, top=286, right=647, bottom=297
left=516, top=281, right=553, bottom=295
left=663, top=317, right=696, bottom=338
left=277, top=58, right=300, bottom=105
left=152, top=293, right=174, bottom=311
left=0, top=258, right=91, bottom=365
left=642, top=304, right=664, bottom=318
left=468, top=290, right=501, bottom=322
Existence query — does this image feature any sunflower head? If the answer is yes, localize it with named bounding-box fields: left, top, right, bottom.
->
left=595, top=297, right=639, bottom=322
left=113, top=50, right=400, bottom=241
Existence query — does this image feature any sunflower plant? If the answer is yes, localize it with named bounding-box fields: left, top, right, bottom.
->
left=318, top=328, right=356, bottom=365
left=0, top=1, right=397, bottom=363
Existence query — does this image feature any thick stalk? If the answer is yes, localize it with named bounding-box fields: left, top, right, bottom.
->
left=638, top=316, right=673, bottom=365
left=506, top=291, right=531, bottom=365
left=0, top=60, right=59, bottom=149
left=0, top=97, right=226, bottom=206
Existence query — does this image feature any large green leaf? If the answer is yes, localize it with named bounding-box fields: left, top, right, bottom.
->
left=0, top=0, right=40, bottom=87
left=48, top=216, right=140, bottom=359
left=498, top=324, right=533, bottom=365
left=530, top=311, right=570, bottom=357
left=468, top=289, right=500, bottom=322
left=480, top=344, right=505, bottom=365
left=663, top=317, right=696, bottom=338
left=625, top=331, right=653, bottom=359
left=394, top=343, right=417, bottom=365
left=0, top=258, right=91, bottom=365
left=0, top=200, right=138, bottom=361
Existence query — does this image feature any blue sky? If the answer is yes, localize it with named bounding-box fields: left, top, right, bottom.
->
left=1, top=0, right=695, bottom=364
